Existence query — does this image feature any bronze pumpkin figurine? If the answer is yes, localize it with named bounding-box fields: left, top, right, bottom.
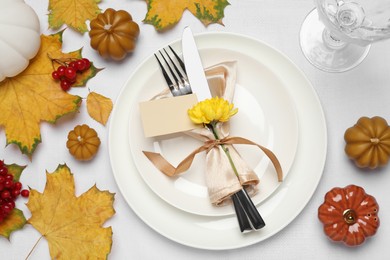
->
left=89, top=8, right=140, bottom=60
left=66, top=124, right=101, bottom=161
left=344, top=116, right=390, bottom=169
left=318, top=185, right=379, bottom=246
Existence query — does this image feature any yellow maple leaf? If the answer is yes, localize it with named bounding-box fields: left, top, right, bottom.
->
left=48, top=0, right=101, bottom=33
left=87, top=92, right=113, bottom=126
left=143, top=0, right=230, bottom=31
left=27, top=164, right=115, bottom=259
left=0, top=31, right=99, bottom=157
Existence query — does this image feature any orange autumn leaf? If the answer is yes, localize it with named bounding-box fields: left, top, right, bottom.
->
left=0, top=164, right=27, bottom=239
left=48, top=0, right=101, bottom=33
left=86, top=92, right=113, bottom=126
left=0, top=31, right=100, bottom=157
left=27, top=164, right=115, bottom=259
left=143, top=0, right=230, bottom=31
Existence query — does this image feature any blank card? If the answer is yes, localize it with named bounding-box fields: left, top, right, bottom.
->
left=139, top=94, right=200, bottom=137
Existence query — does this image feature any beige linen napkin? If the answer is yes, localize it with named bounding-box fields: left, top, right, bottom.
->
left=145, top=61, right=282, bottom=206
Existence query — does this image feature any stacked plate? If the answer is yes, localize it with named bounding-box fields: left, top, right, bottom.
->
left=108, top=32, right=327, bottom=250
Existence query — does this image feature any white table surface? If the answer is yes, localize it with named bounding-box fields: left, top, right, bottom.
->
left=1, top=0, right=390, bottom=259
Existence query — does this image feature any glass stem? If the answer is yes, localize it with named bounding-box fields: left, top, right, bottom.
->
left=208, top=122, right=239, bottom=177
left=322, top=28, right=348, bottom=50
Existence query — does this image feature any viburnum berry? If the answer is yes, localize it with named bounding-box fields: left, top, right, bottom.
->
left=1, top=204, right=12, bottom=214
left=11, top=189, right=20, bottom=198
left=60, top=79, right=72, bottom=91
left=21, top=189, right=29, bottom=198
left=76, top=59, right=86, bottom=71
left=6, top=201, right=15, bottom=210
left=82, top=58, right=91, bottom=70
left=1, top=190, right=10, bottom=199
left=4, top=180, right=13, bottom=188
left=0, top=167, right=8, bottom=175
left=57, top=65, right=66, bottom=76
left=64, top=67, right=77, bottom=80
left=69, top=61, right=78, bottom=70
left=52, top=71, right=60, bottom=80
left=14, top=182, right=22, bottom=191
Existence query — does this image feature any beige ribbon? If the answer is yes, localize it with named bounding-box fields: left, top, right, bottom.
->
left=143, top=136, right=282, bottom=182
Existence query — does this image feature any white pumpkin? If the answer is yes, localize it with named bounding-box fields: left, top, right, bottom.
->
left=0, top=0, right=41, bottom=82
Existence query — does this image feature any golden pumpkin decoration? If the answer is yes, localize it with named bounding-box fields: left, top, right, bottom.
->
left=89, top=8, right=140, bottom=60
left=318, top=185, right=379, bottom=246
left=344, top=116, right=390, bottom=169
left=66, top=124, right=101, bottom=161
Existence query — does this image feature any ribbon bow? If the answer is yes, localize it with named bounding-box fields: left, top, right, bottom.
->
left=143, top=136, right=283, bottom=181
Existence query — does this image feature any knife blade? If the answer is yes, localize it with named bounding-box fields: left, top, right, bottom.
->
left=181, top=27, right=212, bottom=101
left=181, top=27, right=265, bottom=232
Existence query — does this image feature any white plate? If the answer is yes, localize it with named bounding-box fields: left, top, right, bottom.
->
left=128, top=44, right=299, bottom=216
left=108, top=32, right=327, bottom=250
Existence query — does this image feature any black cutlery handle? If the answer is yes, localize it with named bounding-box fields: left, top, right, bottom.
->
left=232, top=193, right=252, bottom=232
left=236, top=189, right=266, bottom=230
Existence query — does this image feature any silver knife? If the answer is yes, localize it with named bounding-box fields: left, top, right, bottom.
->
left=181, top=27, right=265, bottom=232
left=181, top=27, right=212, bottom=101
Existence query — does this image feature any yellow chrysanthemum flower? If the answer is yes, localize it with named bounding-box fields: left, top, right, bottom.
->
left=188, top=97, right=238, bottom=124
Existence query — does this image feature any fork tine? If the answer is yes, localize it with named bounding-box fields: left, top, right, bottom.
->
left=154, top=53, right=174, bottom=87
left=155, top=46, right=192, bottom=96
left=159, top=50, right=180, bottom=85
left=168, top=45, right=186, bottom=73
left=165, top=47, right=192, bottom=95
left=163, top=48, right=187, bottom=82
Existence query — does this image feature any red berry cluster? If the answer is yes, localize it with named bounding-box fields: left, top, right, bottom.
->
left=0, top=160, right=29, bottom=223
left=51, top=58, right=91, bottom=91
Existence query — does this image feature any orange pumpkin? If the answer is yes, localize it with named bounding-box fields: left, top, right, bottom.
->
left=318, top=185, right=379, bottom=246
left=344, top=116, right=390, bottom=169
left=89, top=8, right=140, bottom=60
left=66, top=124, right=101, bottom=161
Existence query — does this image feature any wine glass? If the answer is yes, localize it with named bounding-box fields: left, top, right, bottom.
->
left=300, top=0, right=390, bottom=72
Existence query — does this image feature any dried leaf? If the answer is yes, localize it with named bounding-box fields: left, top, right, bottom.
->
left=48, top=0, right=101, bottom=33
left=86, top=92, right=113, bottom=126
left=27, top=164, right=115, bottom=259
left=0, top=31, right=100, bottom=157
left=143, top=0, right=230, bottom=31
left=0, top=163, right=27, bottom=239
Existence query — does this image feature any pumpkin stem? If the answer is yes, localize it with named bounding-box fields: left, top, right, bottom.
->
left=103, top=24, right=113, bottom=32
left=370, top=137, right=380, bottom=144
left=77, top=135, right=85, bottom=144
left=343, top=209, right=357, bottom=225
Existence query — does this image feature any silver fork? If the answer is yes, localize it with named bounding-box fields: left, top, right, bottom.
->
left=154, top=46, right=192, bottom=97
left=154, top=46, right=257, bottom=232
